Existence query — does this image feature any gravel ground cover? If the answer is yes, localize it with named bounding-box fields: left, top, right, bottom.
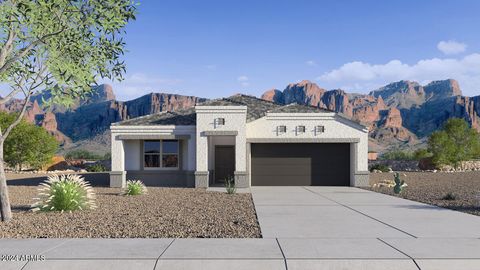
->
left=367, top=171, right=480, bottom=216
left=0, top=185, right=261, bottom=238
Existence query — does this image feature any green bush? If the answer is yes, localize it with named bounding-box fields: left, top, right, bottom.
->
left=428, top=118, right=480, bottom=168
left=86, top=163, right=106, bottom=172
left=413, top=149, right=432, bottom=160
left=65, top=150, right=103, bottom=160
left=370, top=164, right=390, bottom=172
left=0, top=112, right=58, bottom=170
left=123, top=180, right=147, bottom=196
left=32, top=174, right=96, bottom=212
left=224, top=176, right=236, bottom=194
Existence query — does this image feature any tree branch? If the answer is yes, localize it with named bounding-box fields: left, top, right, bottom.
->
left=0, top=28, right=65, bottom=75
left=1, top=90, right=31, bottom=141
left=0, top=88, right=21, bottom=105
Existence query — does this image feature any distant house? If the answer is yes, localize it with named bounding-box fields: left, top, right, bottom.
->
left=368, top=151, right=378, bottom=161
left=109, top=95, right=369, bottom=188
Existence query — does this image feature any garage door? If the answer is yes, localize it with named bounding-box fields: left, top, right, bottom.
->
left=251, top=143, right=350, bottom=186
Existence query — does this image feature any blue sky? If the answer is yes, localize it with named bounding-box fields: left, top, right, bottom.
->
left=106, top=0, right=480, bottom=100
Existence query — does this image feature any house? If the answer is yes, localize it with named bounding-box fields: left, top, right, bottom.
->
left=109, top=94, right=369, bottom=188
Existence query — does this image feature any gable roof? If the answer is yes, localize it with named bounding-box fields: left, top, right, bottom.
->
left=114, top=94, right=366, bottom=129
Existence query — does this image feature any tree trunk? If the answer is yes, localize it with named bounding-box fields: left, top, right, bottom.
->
left=0, top=139, right=12, bottom=221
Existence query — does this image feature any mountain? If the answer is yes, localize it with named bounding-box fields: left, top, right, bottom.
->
left=261, top=79, right=480, bottom=152
left=1, top=79, right=478, bottom=154
left=0, top=85, right=207, bottom=154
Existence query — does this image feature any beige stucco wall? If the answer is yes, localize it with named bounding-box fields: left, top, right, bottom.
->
left=110, top=125, right=196, bottom=187
left=246, top=112, right=369, bottom=185
left=195, top=106, right=247, bottom=173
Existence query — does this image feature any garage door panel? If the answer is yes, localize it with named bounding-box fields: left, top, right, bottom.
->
left=251, top=143, right=350, bottom=186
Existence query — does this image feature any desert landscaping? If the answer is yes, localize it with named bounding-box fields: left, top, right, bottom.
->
left=0, top=178, right=261, bottom=238
left=368, top=171, right=480, bottom=216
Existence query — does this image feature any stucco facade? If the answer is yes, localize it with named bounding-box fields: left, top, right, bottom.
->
left=109, top=95, right=369, bottom=188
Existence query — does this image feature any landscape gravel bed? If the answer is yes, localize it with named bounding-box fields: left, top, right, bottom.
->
left=0, top=186, right=261, bottom=238
left=367, top=171, right=480, bottom=216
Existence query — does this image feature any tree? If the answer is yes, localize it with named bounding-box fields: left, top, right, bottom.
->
left=428, top=118, right=480, bottom=169
left=0, top=112, right=58, bottom=170
left=0, top=0, right=137, bottom=221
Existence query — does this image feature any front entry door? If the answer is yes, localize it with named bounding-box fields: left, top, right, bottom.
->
left=215, top=146, right=235, bottom=184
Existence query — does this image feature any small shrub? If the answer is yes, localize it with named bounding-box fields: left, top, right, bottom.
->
left=442, top=192, right=457, bottom=201
left=86, top=163, right=106, bottom=172
left=393, top=172, right=407, bottom=194
left=224, top=176, right=236, bottom=194
left=124, top=180, right=147, bottom=196
left=32, top=174, right=96, bottom=212
left=370, top=164, right=390, bottom=172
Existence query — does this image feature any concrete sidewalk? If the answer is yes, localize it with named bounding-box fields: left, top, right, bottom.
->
left=2, top=187, right=480, bottom=269
left=2, top=238, right=480, bottom=269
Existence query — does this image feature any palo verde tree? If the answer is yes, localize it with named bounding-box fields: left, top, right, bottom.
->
left=0, top=0, right=137, bottom=221
left=428, top=118, right=480, bottom=169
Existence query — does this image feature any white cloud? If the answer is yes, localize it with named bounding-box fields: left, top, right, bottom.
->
left=437, top=40, right=467, bottom=55
left=102, top=72, right=182, bottom=101
left=317, top=53, right=480, bottom=96
left=237, top=75, right=249, bottom=87
left=306, top=60, right=317, bottom=66
left=237, top=75, right=249, bottom=82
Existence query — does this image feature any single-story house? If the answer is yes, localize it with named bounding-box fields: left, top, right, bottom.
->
left=110, top=94, right=369, bottom=188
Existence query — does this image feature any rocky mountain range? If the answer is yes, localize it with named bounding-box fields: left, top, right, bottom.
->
left=262, top=79, right=480, bottom=152
left=0, top=79, right=478, bottom=154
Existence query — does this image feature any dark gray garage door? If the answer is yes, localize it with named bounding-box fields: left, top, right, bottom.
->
left=251, top=143, right=350, bottom=186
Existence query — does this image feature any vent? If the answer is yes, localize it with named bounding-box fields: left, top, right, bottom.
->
left=215, top=118, right=225, bottom=127
left=277, top=125, right=287, bottom=134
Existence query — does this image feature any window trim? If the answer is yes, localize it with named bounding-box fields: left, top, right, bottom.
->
left=143, top=139, right=180, bottom=170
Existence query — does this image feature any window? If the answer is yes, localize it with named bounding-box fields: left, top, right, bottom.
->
left=297, top=125, right=306, bottom=133
left=144, top=140, right=179, bottom=168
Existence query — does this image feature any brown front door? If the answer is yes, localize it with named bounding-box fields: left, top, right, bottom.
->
left=215, top=146, right=235, bottom=184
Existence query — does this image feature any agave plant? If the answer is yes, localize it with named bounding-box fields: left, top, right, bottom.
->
left=32, top=174, right=96, bottom=212
left=224, top=176, right=236, bottom=194
left=123, top=180, right=148, bottom=196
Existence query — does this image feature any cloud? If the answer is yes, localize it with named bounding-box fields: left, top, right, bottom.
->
left=306, top=60, right=317, bottom=66
left=102, top=72, right=182, bottom=101
left=205, top=64, right=217, bottom=70
left=237, top=75, right=249, bottom=82
left=237, top=75, right=249, bottom=87
left=317, top=53, right=480, bottom=96
left=437, top=40, right=467, bottom=55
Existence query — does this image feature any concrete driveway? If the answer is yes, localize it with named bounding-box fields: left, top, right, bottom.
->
left=251, top=186, right=480, bottom=269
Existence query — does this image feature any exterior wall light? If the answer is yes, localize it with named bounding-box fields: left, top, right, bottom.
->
left=297, top=125, right=306, bottom=133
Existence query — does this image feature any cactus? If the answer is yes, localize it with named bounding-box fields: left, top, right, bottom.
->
left=393, top=172, right=407, bottom=194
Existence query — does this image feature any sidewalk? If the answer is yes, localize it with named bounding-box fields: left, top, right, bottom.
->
left=2, top=237, right=480, bottom=270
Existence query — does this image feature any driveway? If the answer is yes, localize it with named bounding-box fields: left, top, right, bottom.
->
left=251, top=186, right=480, bottom=269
